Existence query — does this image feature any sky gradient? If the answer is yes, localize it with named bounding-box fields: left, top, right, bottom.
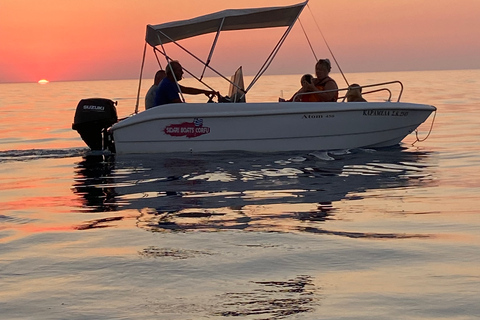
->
left=1, top=0, right=479, bottom=83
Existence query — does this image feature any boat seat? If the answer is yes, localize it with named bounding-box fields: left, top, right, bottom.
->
left=228, top=66, right=246, bottom=102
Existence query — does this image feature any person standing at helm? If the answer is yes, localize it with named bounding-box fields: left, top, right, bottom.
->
left=290, top=59, right=339, bottom=102
left=154, top=60, right=218, bottom=106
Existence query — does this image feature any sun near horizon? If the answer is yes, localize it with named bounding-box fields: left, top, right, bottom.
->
left=38, top=79, right=49, bottom=84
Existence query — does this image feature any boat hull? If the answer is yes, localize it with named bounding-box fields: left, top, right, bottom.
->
left=111, top=102, right=436, bottom=154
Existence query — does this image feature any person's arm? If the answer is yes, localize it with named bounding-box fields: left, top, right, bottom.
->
left=179, top=85, right=217, bottom=96
left=290, top=82, right=316, bottom=102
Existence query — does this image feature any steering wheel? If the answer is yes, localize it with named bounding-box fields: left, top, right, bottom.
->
left=207, top=93, right=216, bottom=103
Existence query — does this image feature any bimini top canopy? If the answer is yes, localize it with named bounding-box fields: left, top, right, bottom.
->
left=146, top=1, right=308, bottom=46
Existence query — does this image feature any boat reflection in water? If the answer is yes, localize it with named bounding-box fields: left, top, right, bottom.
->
left=72, top=154, right=118, bottom=212
left=72, top=146, right=436, bottom=238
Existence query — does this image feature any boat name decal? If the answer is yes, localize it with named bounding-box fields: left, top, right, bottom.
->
left=164, top=118, right=210, bottom=138
left=302, top=114, right=335, bottom=119
left=363, top=110, right=409, bottom=117
left=83, top=105, right=105, bottom=111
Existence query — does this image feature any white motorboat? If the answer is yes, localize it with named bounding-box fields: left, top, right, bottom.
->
left=112, top=101, right=435, bottom=154
left=72, top=1, right=436, bottom=154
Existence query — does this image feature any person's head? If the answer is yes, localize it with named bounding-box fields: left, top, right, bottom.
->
left=166, top=60, right=183, bottom=81
left=315, top=59, right=331, bottom=78
left=301, top=74, right=313, bottom=86
left=154, top=70, right=166, bottom=85
left=346, top=83, right=362, bottom=101
left=348, top=83, right=362, bottom=94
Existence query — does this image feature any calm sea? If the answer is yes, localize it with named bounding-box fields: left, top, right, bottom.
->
left=0, top=70, right=479, bottom=319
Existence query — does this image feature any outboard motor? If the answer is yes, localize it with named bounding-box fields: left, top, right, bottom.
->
left=72, top=98, right=118, bottom=152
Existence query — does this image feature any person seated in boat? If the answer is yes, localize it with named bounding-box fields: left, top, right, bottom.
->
left=145, top=69, right=166, bottom=110
left=346, top=83, right=367, bottom=102
left=154, top=60, right=218, bottom=106
left=280, top=74, right=314, bottom=102
left=286, top=59, right=339, bottom=102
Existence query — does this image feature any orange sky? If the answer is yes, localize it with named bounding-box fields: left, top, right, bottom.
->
left=1, top=0, right=479, bottom=83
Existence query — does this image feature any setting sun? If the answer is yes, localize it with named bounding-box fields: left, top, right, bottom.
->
left=38, top=79, right=49, bottom=84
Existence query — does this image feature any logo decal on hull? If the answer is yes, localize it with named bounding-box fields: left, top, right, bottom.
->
left=164, top=118, right=210, bottom=138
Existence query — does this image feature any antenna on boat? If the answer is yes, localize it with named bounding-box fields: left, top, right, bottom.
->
left=305, top=3, right=349, bottom=87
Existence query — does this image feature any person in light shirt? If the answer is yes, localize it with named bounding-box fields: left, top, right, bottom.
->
left=145, top=70, right=166, bottom=110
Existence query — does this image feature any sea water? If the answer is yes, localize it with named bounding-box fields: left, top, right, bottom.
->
left=0, top=70, right=479, bottom=319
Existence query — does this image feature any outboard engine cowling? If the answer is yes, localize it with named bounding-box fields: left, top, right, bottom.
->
left=72, top=98, right=118, bottom=151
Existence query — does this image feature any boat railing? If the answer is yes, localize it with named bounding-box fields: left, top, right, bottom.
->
left=339, top=88, right=393, bottom=102
left=293, top=80, right=404, bottom=102
left=342, top=80, right=404, bottom=102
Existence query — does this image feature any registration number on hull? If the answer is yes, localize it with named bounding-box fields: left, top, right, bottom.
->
left=363, top=110, right=409, bottom=117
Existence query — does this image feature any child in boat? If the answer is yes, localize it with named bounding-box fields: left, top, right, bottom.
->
left=346, top=83, right=367, bottom=102
left=279, top=74, right=314, bottom=102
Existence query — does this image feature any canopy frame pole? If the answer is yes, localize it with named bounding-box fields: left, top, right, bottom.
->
left=156, top=35, right=186, bottom=102
left=153, top=30, right=242, bottom=92
left=245, top=6, right=303, bottom=93
left=153, top=46, right=218, bottom=95
left=200, top=18, right=225, bottom=81
left=306, top=2, right=349, bottom=86
left=153, top=47, right=163, bottom=69
left=144, top=0, right=309, bottom=97
left=153, top=25, right=294, bottom=97
left=134, top=42, right=148, bottom=114
left=245, top=26, right=291, bottom=93
left=298, top=18, right=317, bottom=61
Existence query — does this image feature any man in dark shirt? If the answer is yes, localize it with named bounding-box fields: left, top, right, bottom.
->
left=154, top=60, right=218, bottom=106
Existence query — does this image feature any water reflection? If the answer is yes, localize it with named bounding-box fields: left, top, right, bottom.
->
left=142, top=273, right=320, bottom=319
left=215, top=275, right=317, bottom=318
left=72, top=154, right=118, bottom=212
left=72, top=147, right=436, bottom=237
